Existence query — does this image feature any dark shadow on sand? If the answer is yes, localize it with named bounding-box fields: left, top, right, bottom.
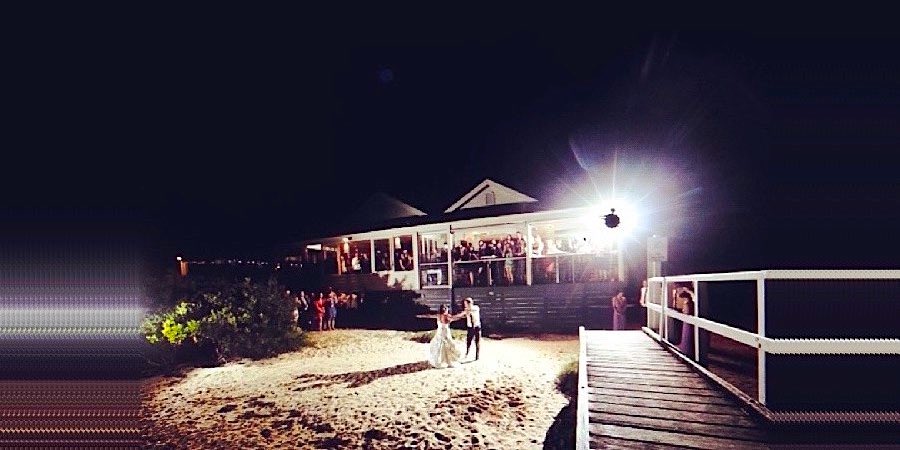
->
left=542, top=402, right=575, bottom=450
left=293, top=361, right=431, bottom=390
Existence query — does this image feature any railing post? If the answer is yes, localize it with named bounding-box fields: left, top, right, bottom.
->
left=525, top=222, right=533, bottom=286
left=693, top=279, right=700, bottom=362
left=756, top=273, right=767, bottom=405
left=576, top=326, right=589, bottom=450
left=645, top=281, right=651, bottom=333
left=662, top=277, right=668, bottom=343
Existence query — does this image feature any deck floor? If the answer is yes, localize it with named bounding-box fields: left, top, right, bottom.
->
left=583, top=330, right=768, bottom=449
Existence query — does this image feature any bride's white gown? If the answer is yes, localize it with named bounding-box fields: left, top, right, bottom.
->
left=427, top=318, right=462, bottom=368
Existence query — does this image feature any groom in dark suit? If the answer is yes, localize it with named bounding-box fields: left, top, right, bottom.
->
left=457, top=297, right=482, bottom=360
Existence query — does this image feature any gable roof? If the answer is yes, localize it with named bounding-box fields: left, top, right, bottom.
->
left=444, top=178, right=538, bottom=213
left=350, top=192, right=427, bottom=223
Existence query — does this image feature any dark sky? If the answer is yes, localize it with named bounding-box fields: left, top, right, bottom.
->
left=4, top=8, right=900, bottom=270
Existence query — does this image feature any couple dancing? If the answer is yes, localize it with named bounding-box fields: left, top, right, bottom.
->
left=417, top=297, right=481, bottom=369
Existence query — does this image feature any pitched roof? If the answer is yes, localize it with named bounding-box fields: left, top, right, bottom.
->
left=349, top=192, right=427, bottom=223
left=444, top=178, right=538, bottom=213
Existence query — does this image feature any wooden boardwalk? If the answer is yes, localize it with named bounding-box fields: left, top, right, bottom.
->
left=581, top=330, right=769, bottom=449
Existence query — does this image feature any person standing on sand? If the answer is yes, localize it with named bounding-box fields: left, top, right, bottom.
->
left=612, top=291, right=627, bottom=330
left=287, top=290, right=299, bottom=330
left=325, top=292, right=338, bottom=331
left=454, top=297, right=482, bottom=361
left=314, top=293, right=326, bottom=331
left=416, top=304, right=463, bottom=369
left=297, top=291, right=309, bottom=330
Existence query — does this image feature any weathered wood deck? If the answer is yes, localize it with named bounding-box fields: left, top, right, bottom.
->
left=581, top=330, right=769, bottom=449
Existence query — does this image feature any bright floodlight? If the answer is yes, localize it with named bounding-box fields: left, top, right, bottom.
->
left=604, top=208, right=620, bottom=228
left=586, top=199, right=640, bottom=238
left=175, top=255, right=183, bottom=262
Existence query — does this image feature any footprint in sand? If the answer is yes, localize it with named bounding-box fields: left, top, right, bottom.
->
left=216, top=404, right=237, bottom=413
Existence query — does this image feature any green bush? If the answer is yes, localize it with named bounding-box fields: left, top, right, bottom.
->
left=555, top=359, right=579, bottom=401
left=142, top=277, right=305, bottom=364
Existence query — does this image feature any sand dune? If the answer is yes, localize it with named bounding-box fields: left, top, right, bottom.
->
left=143, top=329, right=577, bottom=449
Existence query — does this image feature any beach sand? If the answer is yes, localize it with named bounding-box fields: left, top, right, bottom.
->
left=143, top=329, right=577, bottom=449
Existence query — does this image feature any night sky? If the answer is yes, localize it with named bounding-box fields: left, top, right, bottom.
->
left=4, top=9, right=900, bottom=272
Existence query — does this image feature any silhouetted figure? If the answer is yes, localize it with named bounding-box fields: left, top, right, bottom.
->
left=612, top=291, right=627, bottom=330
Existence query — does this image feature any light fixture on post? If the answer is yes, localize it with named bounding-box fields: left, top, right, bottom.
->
left=604, top=208, right=620, bottom=228
left=176, top=254, right=188, bottom=277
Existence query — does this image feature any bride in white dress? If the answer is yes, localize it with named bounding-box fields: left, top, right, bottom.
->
left=417, top=305, right=463, bottom=369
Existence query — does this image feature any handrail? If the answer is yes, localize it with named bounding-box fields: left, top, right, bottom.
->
left=659, top=270, right=766, bottom=283
left=644, top=271, right=900, bottom=409
left=765, top=269, right=900, bottom=279
left=575, top=326, right=589, bottom=450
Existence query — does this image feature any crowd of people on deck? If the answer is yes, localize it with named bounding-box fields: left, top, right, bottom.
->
left=450, top=233, right=528, bottom=286
left=286, top=288, right=362, bottom=332
left=315, top=230, right=620, bottom=291
left=340, top=249, right=372, bottom=274
left=338, top=246, right=418, bottom=273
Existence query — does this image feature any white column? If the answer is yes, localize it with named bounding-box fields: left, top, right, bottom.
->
left=447, top=227, right=454, bottom=289
left=389, top=237, right=395, bottom=272
left=662, top=278, right=668, bottom=342
left=647, top=259, right=661, bottom=331
left=525, top=223, right=533, bottom=286
left=412, top=233, right=420, bottom=290
left=556, top=256, right=560, bottom=284
left=756, top=275, right=767, bottom=405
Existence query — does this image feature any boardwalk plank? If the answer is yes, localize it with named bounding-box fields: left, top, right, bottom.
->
left=589, top=435, right=686, bottom=449
left=589, top=423, right=768, bottom=450
left=591, top=381, right=727, bottom=398
left=586, top=353, right=688, bottom=362
left=587, top=346, right=663, bottom=351
left=589, top=386, right=735, bottom=406
left=581, top=330, right=769, bottom=449
left=588, top=402, right=758, bottom=428
left=586, top=361, right=693, bottom=378
left=585, top=364, right=693, bottom=376
left=586, top=355, right=686, bottom=363
left=588, top=374, right=719, bottom=391
left=586, top=354, right=689, bottom=365
left=585, top=359, right=685, bottom=367
left=590, top=412, right=768, bottom=442
left=586, top=364, right=693, bottom=374
left=588, top=394, right=748, bottom=417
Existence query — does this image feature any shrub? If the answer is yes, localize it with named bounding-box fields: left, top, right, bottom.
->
left=142, top=277, right=304, bottom=365
left=142, top=301, right=200, bottom=345
left=555, top=359, right=579, bottom=401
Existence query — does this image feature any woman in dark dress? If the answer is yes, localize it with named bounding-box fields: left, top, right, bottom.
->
left=612, top=291, right=628, bottom=330
left=676, top=288, right=695, bottom=357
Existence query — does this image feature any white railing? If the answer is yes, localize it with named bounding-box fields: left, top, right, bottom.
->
left=643, top=270, right=900, bottom=410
